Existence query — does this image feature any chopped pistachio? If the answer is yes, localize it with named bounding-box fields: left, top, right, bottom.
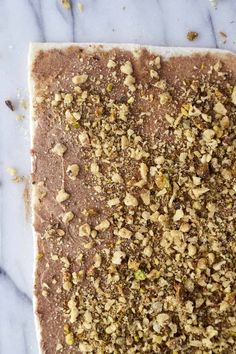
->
left=139, top=162, right=148, bottom=181
left=65, top=332, right=74, bottom=346
left=107, top=197, right=120, bottom=207
left=112, top=250, right=126, bottom=265
left=159, top=92, right=171, bottom=105
left=95, top=219, right=110, bottom=231
left=66, top=164, right=79, bottom=180
left=56, top=189, right=70, bottom=203
left=120, top=61, right=133, bottom=75
left=134, top=269, right=146, bottom=281
left=79, top=223, right=91, bottom=237
left=112, top=173, right=123, bottom=183
left=52, top=143, right=67, bottom=157
left=214, top=101, right=227, bottom=115
left=118, top=227, right=132, bottom=239
left=64, top=93, right=73, bottom=105
left=105, top=323, right=117, bottom=334
left=124, top=192, right=138, bottom=207
left=106, top=83, right=113, bottom=92
left=231, top=86, right=236, bottom=105
left=62, top=211, right=74, bottom=224
left=72, top=74, right=88, bottom=85
left=107, top=59, right=116, bottom=68
left=173, top=208, right=184, bottom=221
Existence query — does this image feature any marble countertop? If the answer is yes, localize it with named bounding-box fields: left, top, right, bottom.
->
left=0, top=0, right=236, bottom=353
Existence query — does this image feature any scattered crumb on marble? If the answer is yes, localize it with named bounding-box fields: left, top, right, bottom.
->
left=77, top=2, right=84, bottom=12
left=219, top=31, right=227, bottom=43
left=62, top=0, right=71, bottom=9
left=187, top=31, right=199, bottom=41
left=6, top=167, right=24, bottom=183
left=16, top=114, right=25, bottom=121
left=5, top=100, right=15, bottom=111
left=6, top=167, right=17, bottom=177
left=20, top=98, right=28, bottom=110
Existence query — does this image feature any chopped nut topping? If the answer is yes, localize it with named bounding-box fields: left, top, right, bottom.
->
left=214, top=101, right=227, bottom=115
left=124, top=192, right=138, bottom=207
left=159, top=92, right=171, bottom=105
left=139, top=162, right=148, bottom=181
left=63, top=281, right=72, bottom=291
left=62, top=211, right=74, bottom=224
left=105, top=323, right=117, bottom=334
left=156, top=313, right=170, bottom=326
left=231, top=86, right=236, bottom=105
left=173, top=208, right=184, bottom=221
left=143, top=245, right=153, bottom=257
left=56, top=189, right=70, bottom=203
left=111, top=172, right=123, bottom=183
left=112, top=250, right=126, bottom=265
left=124, top=75, right=136, bottom=91
left=155, top=172, right=170, bottom=189
left=95, top=219, right=110, bottom=231
left=32, top=46, right=236, bottom=353
left=140, top=190, right=150, bottom=205
left=202, top=129, right=215, bottom=142
left=52, top=143, right=67, bottom=157
left=188, top=244, right=197, bottom=257
left=150, top=69, right=159, bottom=79
left=79, top=223, right=91, bottom=237
left=72, top=74, right=88, bottom=84
left=107, top=197, right=120, bottom=207
left=79, top=131, right=90, bottom=146
left=192, top=187, right=209, bottom=199
left=65, top=332, right=74, bottom=345
left=64, top=93, right=73, bottom=105
left=68, top=298, right=79, bottom=323
left=118, top=227, right=132, bottom=239
left=134, top=269, right=146, bottom=281
left=93, top=253, right=101, bottom=268
left=107, top=59, right=116, bottom=68
left=90, top=162, right=99, bottom=175
left=66, top=164, right=79, bottom=180
left=120, top=61, right=133, bottom=75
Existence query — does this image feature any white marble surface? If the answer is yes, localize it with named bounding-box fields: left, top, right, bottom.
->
left=0, top=0, right=236, bottom=353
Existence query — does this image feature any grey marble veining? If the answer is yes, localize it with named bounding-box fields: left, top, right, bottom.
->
left=0, top=0, right=236, bottom=353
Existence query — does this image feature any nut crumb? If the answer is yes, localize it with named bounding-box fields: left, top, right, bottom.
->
left=77, top=1, right=84, bottom=12
left=52, top=143, right=67, bottom=157
left=124, top=192, right=138, bottom=207
left=66, top=164, right=79, bottom=180
left=62, top=211, right=74, bottom=224
left=56, top=189, right=70, bottom=203
left=72, top=74, right=88, bottom=84
left=79, top=223, right=91, bottom=237
left=187, top=31, right=199, bottom=41
left=95, top=219, right=110, bottom=231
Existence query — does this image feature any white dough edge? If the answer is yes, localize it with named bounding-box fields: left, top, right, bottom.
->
left=28, top=42, right=234, bottom=354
